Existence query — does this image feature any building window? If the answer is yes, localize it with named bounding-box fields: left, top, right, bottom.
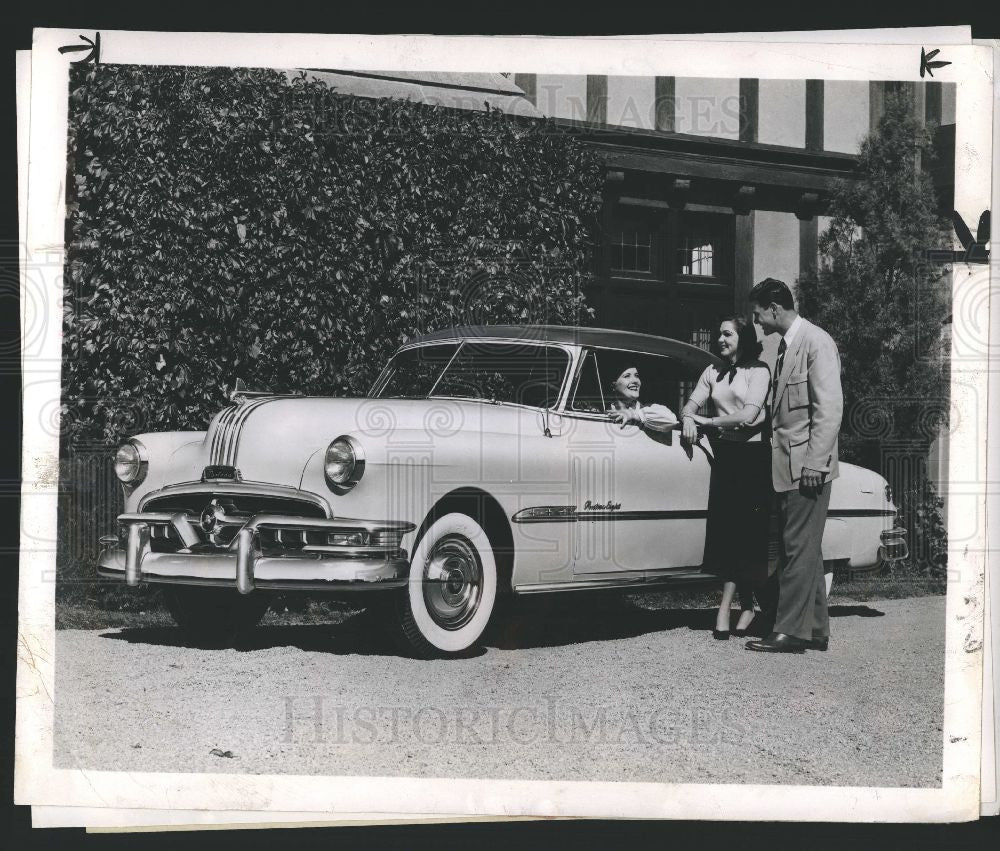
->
left=681, top=328, right=713, bottom=414
left=677, top=226, right=716, bottom=277
left=688, top=326, right=713, bottom=351
left=610, top=230, right=653, bottom=274
left=675, top=212, right=733, bottom=283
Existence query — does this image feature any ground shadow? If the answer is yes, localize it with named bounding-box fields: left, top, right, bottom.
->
left=98, top=613, right=481, bottom=659
left=98, top=599, right=888, bottom=656
left=486, top=596, right=712, bottom=650
left=486, top=598, right=888, bottom=650
left=829, top=604, right=886, bottom=618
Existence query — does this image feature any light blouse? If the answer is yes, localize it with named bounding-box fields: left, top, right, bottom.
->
left=686, top=360, right=770, bottom=443
left=609, top=401, right=679, bottom=432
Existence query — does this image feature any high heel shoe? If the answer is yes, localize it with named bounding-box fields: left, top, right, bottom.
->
left=712, top=629, right=730, bottom=640
left=733, top=613, right=757, bottom=638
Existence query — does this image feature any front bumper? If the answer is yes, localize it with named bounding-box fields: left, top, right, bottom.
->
left=97, top=512, right=415, bottom=593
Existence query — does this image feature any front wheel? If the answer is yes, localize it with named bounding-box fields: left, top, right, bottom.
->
left=395, top=513, right=498, bottom=658
left=162, top=587, right=270, bottom=647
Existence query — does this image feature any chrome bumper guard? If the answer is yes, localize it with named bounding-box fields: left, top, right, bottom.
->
left=878, top=526, right=909, bottom=564
left=98, top=512, right=415, bottom=594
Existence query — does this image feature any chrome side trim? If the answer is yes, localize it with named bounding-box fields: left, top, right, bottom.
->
left=829, top=508, right=899, bottom=518
left=511, top=505, right=577, bottom=523
left=576, top=509, right=707, bottom=522
left=512, top=506, right=708, bottom=523
left=514, top=569, right=713, bottom=594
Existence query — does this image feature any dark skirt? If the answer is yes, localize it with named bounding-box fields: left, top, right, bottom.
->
left=702, top=437, right=772, bottom=609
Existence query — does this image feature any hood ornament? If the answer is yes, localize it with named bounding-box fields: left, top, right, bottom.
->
left=231, top=378, right=250, bottom=407
left=229, top=378, right=276, bottom=406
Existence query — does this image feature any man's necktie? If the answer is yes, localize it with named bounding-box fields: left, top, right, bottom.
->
left=772, top=337, right=787, bottom=402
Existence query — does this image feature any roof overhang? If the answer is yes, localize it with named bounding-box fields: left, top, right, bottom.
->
left=557, top=118, right=861, bottom=217
left=296, top=69, right=542, bottom=118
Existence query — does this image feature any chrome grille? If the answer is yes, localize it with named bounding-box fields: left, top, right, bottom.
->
left=144, top=492, right=327, bottom=519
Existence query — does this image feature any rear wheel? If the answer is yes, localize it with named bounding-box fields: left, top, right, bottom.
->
left=162, top=587, right=270, bottom=647
left=395, top=513, right=498, bottom=658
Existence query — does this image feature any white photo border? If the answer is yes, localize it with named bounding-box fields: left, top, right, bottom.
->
left=16, top=29, right=994, bottom=822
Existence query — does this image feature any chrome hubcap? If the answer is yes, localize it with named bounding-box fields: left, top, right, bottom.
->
left=422, top=535, right=482, bottom=630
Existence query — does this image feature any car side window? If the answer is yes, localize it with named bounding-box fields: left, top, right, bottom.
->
left=594, top=349, right=689, bottom=414
left=570, top=350, right=606, bottom=413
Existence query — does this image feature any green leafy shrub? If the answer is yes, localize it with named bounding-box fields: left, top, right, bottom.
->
left=58, top=64, right=603, bottom=609
left=63, top=64, right=604, bottom=447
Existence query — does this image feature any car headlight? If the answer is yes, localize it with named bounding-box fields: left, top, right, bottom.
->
left=114, top=440, right=148, bottom=486
left=324, top=435, right=365, bottom=493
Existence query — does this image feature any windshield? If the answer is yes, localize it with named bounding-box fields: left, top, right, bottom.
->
left=375, top=341, right=570, bottom=408
left=374, top=344, right=459, bottom=399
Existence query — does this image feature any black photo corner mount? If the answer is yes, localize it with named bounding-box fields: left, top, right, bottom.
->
left=951, top=210, right=991, bottom=264
left=58, top=32, right=101, bottom=65
left=919, top=46, right=952, bottom=78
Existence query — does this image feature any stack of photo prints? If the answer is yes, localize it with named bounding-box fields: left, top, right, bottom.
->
left=14, top=25, right=1000, bottom=830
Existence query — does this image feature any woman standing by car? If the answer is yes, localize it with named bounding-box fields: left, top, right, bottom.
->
left=680, top=317, right=773, bottom=640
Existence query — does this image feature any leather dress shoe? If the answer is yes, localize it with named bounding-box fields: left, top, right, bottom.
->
left=745, top=632, right=809, bottom=653
left=810, top=636, right=829, bottom=651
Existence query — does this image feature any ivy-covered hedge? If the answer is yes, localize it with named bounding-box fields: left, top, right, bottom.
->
left=63, top=65, right=604, bottom=446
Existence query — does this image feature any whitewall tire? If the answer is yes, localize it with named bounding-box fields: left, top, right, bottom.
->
left=398, top=513, right=498, bottom=657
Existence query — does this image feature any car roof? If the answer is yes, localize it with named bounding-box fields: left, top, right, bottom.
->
left=405, top=325, right=721, bottom=371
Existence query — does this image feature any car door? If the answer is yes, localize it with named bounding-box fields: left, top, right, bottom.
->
left=566, top=348, right=713, bottom=575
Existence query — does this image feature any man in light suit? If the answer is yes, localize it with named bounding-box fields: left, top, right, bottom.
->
left=745, top=278, right=843, bottom=654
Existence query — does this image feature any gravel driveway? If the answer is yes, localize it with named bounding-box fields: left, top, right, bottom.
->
left=54, top=594, right=944, bottom=787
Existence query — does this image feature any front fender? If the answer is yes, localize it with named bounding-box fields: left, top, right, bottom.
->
left=122, top=431, right=206, bottom=511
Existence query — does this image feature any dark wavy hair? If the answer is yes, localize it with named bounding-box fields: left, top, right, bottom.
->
left=716, top=315, right=762, bottom=369
left=749, top=277, right=795, bottom=310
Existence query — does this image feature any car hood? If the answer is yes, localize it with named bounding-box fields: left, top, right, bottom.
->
left=207, top=395, right=535, bottom=487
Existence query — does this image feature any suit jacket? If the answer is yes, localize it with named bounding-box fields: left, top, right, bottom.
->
left=768, top=318, right=843, bottom=492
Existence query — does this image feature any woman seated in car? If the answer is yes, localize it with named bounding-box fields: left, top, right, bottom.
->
left=606, top=365, right=679, bottom=431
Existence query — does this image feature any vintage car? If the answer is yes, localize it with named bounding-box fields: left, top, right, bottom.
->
left=98, top=325, right=907, bottom=656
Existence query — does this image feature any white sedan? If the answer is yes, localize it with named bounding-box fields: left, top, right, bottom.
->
left=98, top=325, right=907, bottom=656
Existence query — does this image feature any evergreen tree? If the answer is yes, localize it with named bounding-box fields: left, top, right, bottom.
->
left=798, top=91, right=952, bottom=473
left=797, top=91, right=952, bottom=577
